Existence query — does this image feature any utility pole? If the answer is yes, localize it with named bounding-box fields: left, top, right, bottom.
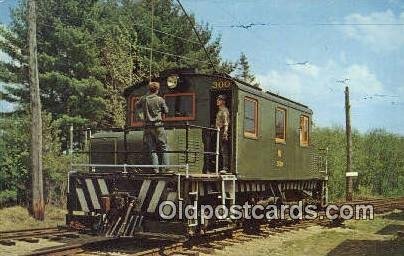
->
left=345, top=86, right=353, bottom=202
left=28, top=0, right=44, bottom=220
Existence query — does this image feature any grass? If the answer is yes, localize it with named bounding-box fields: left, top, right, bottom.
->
left=214, top=211, right=404, bottom=256
left=0, top=205, right=66, bottom=231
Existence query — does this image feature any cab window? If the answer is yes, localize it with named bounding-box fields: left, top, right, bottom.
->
left=244, top=97, right=258, bottom=138
left=164, top=93, right=195, bottom=121
left=300, top=115, right=309, bottom=146
left=275, top=107, right=286, bottom=143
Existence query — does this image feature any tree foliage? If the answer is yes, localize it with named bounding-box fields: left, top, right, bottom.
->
left=234, top=52, right=259, bottom=87
left=0, top=0, right=236, bottom=206
left=0, top=112, right=71, bottom=206
left=1, top=1, right=402, bottom=207
left=0, top=0, right=232, bottom=129
left=312, top=127, right=404, bottom=200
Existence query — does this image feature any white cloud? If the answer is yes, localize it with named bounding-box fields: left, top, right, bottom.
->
left=257, top=70, right=302, bottom=97
left=256, top=59, right=389, bottom=129
left=342, top=10, right=404, bottom=52
left=257, top=60, right=384, bottom=101
left=345, top=64, right=383, bottom=94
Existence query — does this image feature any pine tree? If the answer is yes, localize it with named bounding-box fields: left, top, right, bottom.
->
left=0, top=0, right=232, bottom=130
left=235, top=52, right=260, bottom=88
left=1, top=0, right=106, bottom=131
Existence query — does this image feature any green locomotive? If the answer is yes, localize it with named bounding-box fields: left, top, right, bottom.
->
left=66, top=68, right=328, bottom=237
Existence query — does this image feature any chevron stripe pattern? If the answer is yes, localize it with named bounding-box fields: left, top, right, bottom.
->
left=72, top=177, right=179, bottom=214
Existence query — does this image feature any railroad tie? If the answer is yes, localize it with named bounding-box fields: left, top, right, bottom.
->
left=17, top=237, right=40, bottom=243
left=173, top=250, right=200, bottom=256
left=192, top=246, right=215, bottom=254
left=222, top=238, right=241, bottom=244
left=274, top=227, right=293, bottom=232
left=239, top=234, right=264, bottom=239
left=259, top=228, right=276, bottom=235
left=61, top=233, right=80, bottom=239
left=229, top=236, right=251, bottom=242
left=0, top=239, right=16, bottom=246
left=201, top=243, right=225, bottom=250
left=214, top=240, right=236, bottom=246
left=48, top=235, right=63, bottom=241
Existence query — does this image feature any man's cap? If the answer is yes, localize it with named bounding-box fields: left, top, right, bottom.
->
left=217, top=95, right=226, bottom=100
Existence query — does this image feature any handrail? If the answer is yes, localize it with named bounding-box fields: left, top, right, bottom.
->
left=70, top=123, right=221, bottom=177
left=72, top=123, right=216, bottom=133
left=316, top=147, right=328, bottom=175
left=71, top=163, right=189, bottom=175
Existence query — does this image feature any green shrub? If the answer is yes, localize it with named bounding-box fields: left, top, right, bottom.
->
left=0, top=190, right=18, bottom=206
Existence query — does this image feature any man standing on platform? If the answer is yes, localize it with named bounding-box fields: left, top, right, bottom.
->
left=136, top=82, right=170, bottom=173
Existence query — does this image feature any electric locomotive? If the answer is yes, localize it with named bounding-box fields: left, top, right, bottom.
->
left=66, top=68, right=328, bottom=237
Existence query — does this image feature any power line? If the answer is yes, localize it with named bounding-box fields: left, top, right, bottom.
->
left=3, top=22, right=208, bottom=72
left=175, top=0, right=217, bottom=72
left=287, top=61, right=309, bottom=66
left=35, top=20, right=206, bottom=66
left=33, top=5, right=218, bottom=71
left=363, top=94, right=399, bottom=100
left=132, top=23, right=201, bottom=45
left=218, top=7, right=286, bottom=66
left=36, top=12, right=202, bottom=47
left=138, top=45, right=209, bottom=64
left=212, top=22, right=404, bottom=29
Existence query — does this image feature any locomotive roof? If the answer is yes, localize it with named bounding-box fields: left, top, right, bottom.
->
left=124, top=69, right=312, bottom=114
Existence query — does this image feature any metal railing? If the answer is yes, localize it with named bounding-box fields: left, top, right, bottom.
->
left=314, top=147, right=328, bottom=175
left=71, top=163, right=189, bottom=174
left=68, top=122, right=221, bottom=177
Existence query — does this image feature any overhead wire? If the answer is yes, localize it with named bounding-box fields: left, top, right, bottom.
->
left=216, top=5, right=403, bottom=107
left=35, top=11, right=202, bottom=46
left=212, top=22, right=404, bottom=29
left=138, top=45, right=209, bottom=64
left=175, top=0, right=217, bottom=72
left=132, top=22, right=201, bottom=45
left=7, top=3, right=404, bottom=106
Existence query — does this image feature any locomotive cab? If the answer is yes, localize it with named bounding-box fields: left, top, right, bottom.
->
left=123, top=68, right=237, bottom=175
left=66, top=68, right=327, bottom=238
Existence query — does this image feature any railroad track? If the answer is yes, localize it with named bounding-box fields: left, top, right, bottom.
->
left=130, top=197, right=404, bottom=256
left=0, top=227, right=78, bottom=241
left=340, top=197, right=404, bottom=214
left=0, top=227, right=82, bottom=246
left=2, top=197, right=402, bottom=256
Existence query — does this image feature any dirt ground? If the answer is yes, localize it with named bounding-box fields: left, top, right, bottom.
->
left=211, top=210, right=404, bottom=256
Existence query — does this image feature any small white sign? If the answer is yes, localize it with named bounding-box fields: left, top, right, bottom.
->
left=346, top=172, right=358, bottom=177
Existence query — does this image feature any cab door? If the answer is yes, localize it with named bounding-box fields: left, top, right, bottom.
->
left=206, top=79, right=234, bottom=173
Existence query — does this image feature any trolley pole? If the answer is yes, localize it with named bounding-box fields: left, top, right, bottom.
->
left=345, top=86, right=353, bottom=202
left=28, top=0, right=44, bottom=220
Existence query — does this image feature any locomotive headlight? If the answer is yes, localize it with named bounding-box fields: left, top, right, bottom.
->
left=167, top=75, right=179, bottom=89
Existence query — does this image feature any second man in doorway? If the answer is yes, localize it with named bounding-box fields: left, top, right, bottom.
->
left=215, top=95, right=230, bottom=172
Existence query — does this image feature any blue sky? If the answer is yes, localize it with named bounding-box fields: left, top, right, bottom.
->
left=1, top=0, right=404, bottom=134
left=181, top=0, right=404, bottom=135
